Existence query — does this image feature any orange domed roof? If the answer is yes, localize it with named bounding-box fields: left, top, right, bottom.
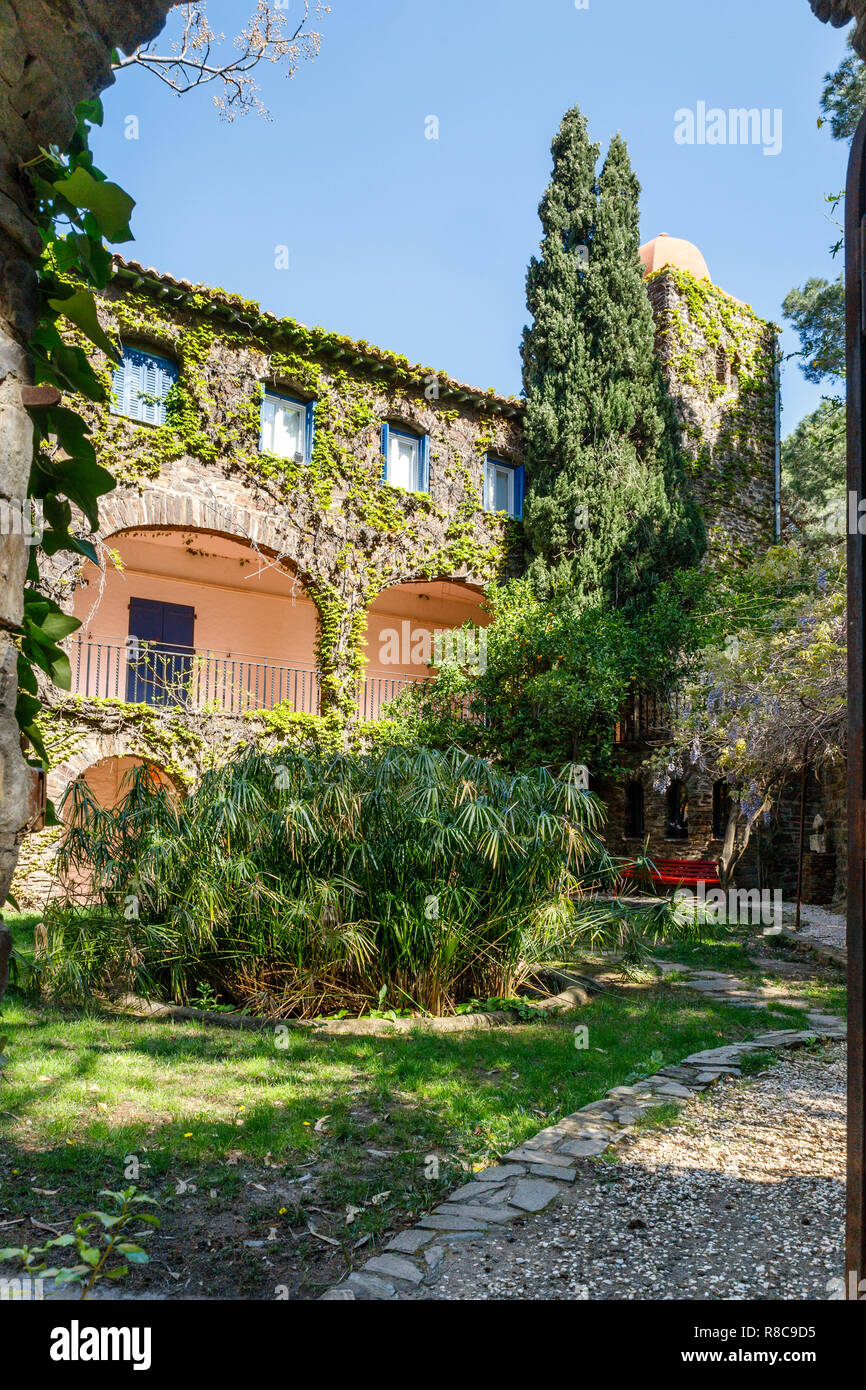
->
left=639, top=233, right=711, bottom=283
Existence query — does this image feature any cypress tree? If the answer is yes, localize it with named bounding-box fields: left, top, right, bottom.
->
left=521, top=114, right=705, bottom=607
left=520, top=107, right=599, bottom=597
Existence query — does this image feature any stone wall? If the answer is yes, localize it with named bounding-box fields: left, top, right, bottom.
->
left=597, top=753, right=758, bottom=889
left=767, top=762, right=847, bottom=907
left=598, top=750, right=847, bottom=907
left=646, top=269, right=778, bottom=557
left=0, top=1, right=175, bottom=911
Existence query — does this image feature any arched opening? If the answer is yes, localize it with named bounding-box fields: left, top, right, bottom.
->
left=57, top=756, right=180, bottom=903
left=361, top=580, right=490, bottom=719
left=64, top=755, right=178, bottom=818
left=666, top=779, right=689, bottom=841
left=713, top=779, right=732, bottom=840
left=625, top=778, right=645, bottom=839
left=71, top=528, right=320, bottom=714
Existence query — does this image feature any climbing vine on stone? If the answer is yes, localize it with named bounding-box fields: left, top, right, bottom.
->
left=18, top=98, right=131, bottom=761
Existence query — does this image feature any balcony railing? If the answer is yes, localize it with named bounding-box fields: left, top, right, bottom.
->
left=70, top=640, right=481, bottom=725
left=614, top=690, right=683, bottom=745
left=358, top=669, right=429, bottom=721
left=71, top=637, right=320, bottom=716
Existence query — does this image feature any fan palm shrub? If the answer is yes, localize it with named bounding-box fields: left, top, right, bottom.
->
left=43, top=747, right=690, bottom=1017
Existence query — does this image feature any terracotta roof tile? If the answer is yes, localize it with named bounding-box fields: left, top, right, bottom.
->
left=110, top=256, right=524, bottom=416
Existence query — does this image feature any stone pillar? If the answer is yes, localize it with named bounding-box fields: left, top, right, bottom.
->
left=0, top=321, right=35, bottom=905
left=0, top=0, right=176, bottom=923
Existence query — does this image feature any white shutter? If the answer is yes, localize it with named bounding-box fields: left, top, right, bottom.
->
left=261, top=395, right=277, bottom=452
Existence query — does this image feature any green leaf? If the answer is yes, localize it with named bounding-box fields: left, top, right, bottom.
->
left=42, top=344, right=105, bottom=401
left=48, top=459, right=115, bottom=529
left=38, top=612, right=80, bottom=642
left=18, top=720, right=47, bottom=765
left=50, top=167, right=134, bottom=242
left=47, top=289, right=118, bottom=362
left=75, top=96, right=104, bottom=129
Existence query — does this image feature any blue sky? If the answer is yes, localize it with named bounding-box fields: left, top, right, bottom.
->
left=93, top=0, right=853, bottom=432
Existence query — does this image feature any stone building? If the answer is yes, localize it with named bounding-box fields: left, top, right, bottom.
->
left=14, top=233, right=786, bottom=906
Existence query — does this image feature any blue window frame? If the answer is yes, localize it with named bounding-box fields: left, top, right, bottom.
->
left=484, top=457, right=524, bottom=518
left=111, top=346, right=178, bottom=426
left=380, top=423, right=429, bottom=493
left=260, top=391, right=315, bottom=463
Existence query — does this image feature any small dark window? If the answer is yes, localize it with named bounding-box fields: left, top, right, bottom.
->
left=712, top=780, right=731, bottom=839
left=666, top=780, right=689, bottom=840
left=625, top=779, right=645, bottom=838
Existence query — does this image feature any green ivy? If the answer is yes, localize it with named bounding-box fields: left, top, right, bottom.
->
left=17, top=98, right=134, bottom=764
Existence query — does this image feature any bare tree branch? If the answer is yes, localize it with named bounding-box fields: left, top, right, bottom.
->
left=114, top=1, right=328, bottom=121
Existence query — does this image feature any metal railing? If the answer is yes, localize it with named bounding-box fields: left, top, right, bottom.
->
left=358, top=670, right=430, bottom=721
left=71, top=637, right=320, bottom=716
left=614, top=690, right=683, bottom=745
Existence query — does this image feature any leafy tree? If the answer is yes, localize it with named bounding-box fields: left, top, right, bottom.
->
left=781, top=34, right=857, bottom=523
left=520, top=107, right=598, bottom=599
left=386, top=571, right=706, bottom=773
left=782, top=395, right=845, bottom=526
left=521, top=110, right=704, bottom=607
left=782, top=276, right=845, bottom=385
left=657, top=537, right=845, bottom=884
left=18, top=100, right=134, bottom=768
left=820, top=33, right=866, bottom=141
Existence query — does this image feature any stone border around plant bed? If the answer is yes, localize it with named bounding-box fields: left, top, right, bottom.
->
left=319, top=963, right=847, bottom=1300
left=778, top=928, right=847, bottom=970
left=97, top=982, right=591, bottom=1038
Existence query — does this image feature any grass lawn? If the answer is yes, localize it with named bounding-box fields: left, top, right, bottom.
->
left=0, top=911, right=844, bottom=1300
left=650, top=927, right=848, bottom=1018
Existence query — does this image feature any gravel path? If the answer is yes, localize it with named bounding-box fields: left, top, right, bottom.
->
left=787, top=905, right=846, bottom=954
left=414, top=1042, right=845, bottom=1301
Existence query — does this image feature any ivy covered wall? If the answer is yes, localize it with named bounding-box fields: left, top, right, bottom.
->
left=646, top=267, right=779, bottom=560
left=43, top=258, right=525, bottom=715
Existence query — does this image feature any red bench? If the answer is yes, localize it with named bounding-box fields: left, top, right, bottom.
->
left=621, top=858, right=721, bottom=891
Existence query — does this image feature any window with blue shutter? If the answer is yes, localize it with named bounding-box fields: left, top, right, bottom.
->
left=513, top=464, right=525, bottom=519
left=381, top=425, right=429, bottom=493
left=111, top=347, right=178, bottom=426
left=483, top=457, right=524, bottom=518
left=260, top=390, right=314, bottom=463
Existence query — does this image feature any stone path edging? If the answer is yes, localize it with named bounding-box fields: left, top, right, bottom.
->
left=779, top=928, right=847, bottom=971
left=100, top=983, right=589, bottom=1038
left=320, top=962, right=847, bottom=1301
